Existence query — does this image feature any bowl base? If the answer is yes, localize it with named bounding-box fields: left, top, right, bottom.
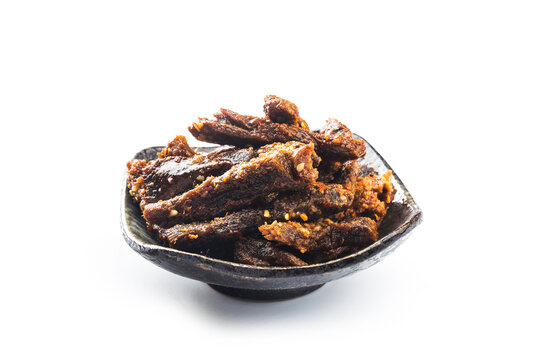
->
left=208, top=283, right=324, bottom=301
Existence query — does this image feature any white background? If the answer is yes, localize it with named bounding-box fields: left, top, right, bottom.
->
left=1, top=1, right=539, bottom=359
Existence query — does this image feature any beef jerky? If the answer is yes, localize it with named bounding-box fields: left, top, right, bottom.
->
left=157, top=135, right=197, bottom=158
left=234, top=237, right=308, bottom=267
left=126, top=159, right=147, bottom=203
left=330, top=170, right=395, bottom=224
left=259, top=160, right=359, bottom=222
left=317, top=160, right=343, bottom=184
left=263, top=94, right=309, bottom=130
left=337, top=160, right=359, bottom=191
left=189, top=118, right=314, bottom=147
left=155, top=209, right=264, bottom=250
left=263, top=183, right=354, bottom=222
left=189, top=104, right=364, bottom=161
left=312, top=118, right=366, bottom=160
left=259, top=217, right=378, bottom=254
left=216, top=108, right=262, bottom=130
left=318, top=160, right=359, bottom=189
left=328, top=208, right=357, bottom=222
left=127, top=135, right=197, bottom=205
left=353, top=170, right=396, bottom=223
left=143, top=141, right=319, bottom=226
left=132, top=146, right=257, bottom=208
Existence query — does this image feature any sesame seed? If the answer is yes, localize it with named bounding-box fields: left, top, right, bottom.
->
left=196, top=175, right=204, bottom=181
left=263, top=210, right=270, bottom=217
left=300, top=213, right=308, bottom=221
left=169, top=210, right=178, bottom=216
left=284, top=213, right=290, bottom=220
left=296, top=163, right=305, bottom=172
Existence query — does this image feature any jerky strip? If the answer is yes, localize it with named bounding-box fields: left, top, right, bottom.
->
left=135, top=146, right=257, bottom=207
left=189, top=118, right=313, bottom=147
left=259, top=217, right=378, bottom=254
left=312, top=119, right=366, bottom=160
left=157, top=135, right=197, bottom=158
left=189, top=115, right=364, bottom=161
left=126, top=159, right=147, bottom=203
left=155, top=209, right=263, bottom=250
left=264, top=183, right=354, bottom=222
left=353, top=170, right=396, bottom=223
left=216, top=108, right=262, bottom=130
left=318, top=160, right=359, bottom=190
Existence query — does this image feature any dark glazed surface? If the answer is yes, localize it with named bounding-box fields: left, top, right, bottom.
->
left=121, top=135, right=423, bottom=294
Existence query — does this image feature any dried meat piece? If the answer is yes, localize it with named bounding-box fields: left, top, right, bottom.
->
left=189, top=118, right=313, bottom=147
left=143, top=141, right=320, bottom=226
left=127, top=136, right=196, bottom=205
left=133, top=146, right=257, bottom=208
left=216, top=108, right=262, bottom=130
left=263, top=95, right=309, bottom=130
left=329, top=160, right=359, bottom=191
left=126, top=159, right=147, bottom=203
left=312, top=119, right=366, bottom=160
left=260, top=160, right=358, bottom=222
left=157, top=135, right=197, bottom=158
left=234, top=237, right=308, bottom=267
left=189, top=101, right=364, bottom=161
left=264, top=183, right=354, bottom=222
left=353, top=170, right=395, bottom=223
left=155, top=209, right=263, bottom=250
left=317, top=160, right=343, bottom=184
left=259, top=217, right=378, bottom=254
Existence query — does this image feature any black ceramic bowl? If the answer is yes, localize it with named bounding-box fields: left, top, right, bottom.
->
left=121, top=135, right=423, bottom=300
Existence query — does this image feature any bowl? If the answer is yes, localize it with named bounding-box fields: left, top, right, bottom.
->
left=121, top=135, right=423, bottom=300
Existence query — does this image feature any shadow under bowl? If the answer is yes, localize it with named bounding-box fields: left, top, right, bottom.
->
left=121, top=136, right=423, bottom=300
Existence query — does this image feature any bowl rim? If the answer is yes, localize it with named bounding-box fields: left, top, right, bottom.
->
left=121, top=136, right=423, bottom=273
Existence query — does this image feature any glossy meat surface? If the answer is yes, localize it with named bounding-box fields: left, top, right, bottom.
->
left=190, top=109, right=364, bottom=162
left=128, top=146, right=256, bottom=208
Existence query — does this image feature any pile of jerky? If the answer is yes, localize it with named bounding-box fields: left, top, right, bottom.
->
left=127, top=96, right=395, bottom=266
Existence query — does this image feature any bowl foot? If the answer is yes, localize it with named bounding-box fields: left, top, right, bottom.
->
left=208, top=284, right=324, bottom=301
